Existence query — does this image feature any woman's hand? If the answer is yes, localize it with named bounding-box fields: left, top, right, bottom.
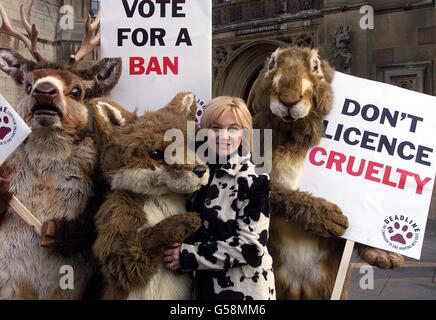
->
left=163, top=243, right=181, bottom=271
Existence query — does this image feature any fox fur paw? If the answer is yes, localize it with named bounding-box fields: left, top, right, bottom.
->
left=359, top=246, right=405, bottom=269
left=308, top=199, right=349, bottom=238
left=145, top=213, right=202, bottom=250
left=169, top=213, right=202, bottom=243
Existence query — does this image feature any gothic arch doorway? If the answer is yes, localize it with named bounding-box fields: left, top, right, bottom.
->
left=243, top=65, right=264, bottom=101
left=213, top=40, right=287, bottom=101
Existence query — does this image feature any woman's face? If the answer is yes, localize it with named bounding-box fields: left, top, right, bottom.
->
left=208, top=110, right=243, bottom=159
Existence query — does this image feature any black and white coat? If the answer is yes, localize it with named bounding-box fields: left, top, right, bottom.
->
left=179, top=152, right=276, bottom=300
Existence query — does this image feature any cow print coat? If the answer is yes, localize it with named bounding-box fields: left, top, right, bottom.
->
left=179, top=151, right=276, bottom=300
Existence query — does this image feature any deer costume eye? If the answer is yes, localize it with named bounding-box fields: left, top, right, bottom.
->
left=69, top=86, right=82, bottom=100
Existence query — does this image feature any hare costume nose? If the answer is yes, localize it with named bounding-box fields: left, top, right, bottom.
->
left=280, top=97, right=301, bottom=109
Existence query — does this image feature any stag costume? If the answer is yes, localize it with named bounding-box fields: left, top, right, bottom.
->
left=180, top=150, right=276, bottom=300
left=0, top=4, right=134, bottom=299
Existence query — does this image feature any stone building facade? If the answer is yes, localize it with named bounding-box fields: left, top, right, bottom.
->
left=0, top=0, right=98, bottom=107
left=212, top=0, right=435, bottom=99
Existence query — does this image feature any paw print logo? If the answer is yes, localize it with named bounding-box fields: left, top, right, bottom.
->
left=0, top=115, right=12, bottom=140
left=388, top=222, right=414, bottom=245
left=382, top=215, right=419, bottom=250
left=195, top=98, right=207, bottom=126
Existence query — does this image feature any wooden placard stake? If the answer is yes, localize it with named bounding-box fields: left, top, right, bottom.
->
left=331, top=239, right=355, bottom=300
left=9, top=195, right=42, bottom=235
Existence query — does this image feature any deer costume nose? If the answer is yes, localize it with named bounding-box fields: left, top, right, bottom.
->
left=33, top=82, right=58, bottom=104
left=193, top=166, right=207, bottom=178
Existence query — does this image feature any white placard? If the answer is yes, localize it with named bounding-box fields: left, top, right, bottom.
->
left=0, top=95, right=31, bottom=165
left=100, top=0, right=212, bottom=121
left=299, top=72, right=436, bottom=259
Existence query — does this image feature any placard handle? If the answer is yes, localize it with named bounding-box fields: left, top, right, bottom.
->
left=9, top=195, right=42, bottom=235
left=331, top=239, right=355, bottom=300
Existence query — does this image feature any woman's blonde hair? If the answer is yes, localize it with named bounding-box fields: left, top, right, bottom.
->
left=200, top=96, right=253, bottom=153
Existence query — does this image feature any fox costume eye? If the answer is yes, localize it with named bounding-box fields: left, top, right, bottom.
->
left=149, top=149, right=165, bottom=160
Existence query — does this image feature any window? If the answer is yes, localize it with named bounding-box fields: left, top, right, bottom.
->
left=90, top=0, right=100, bottom=17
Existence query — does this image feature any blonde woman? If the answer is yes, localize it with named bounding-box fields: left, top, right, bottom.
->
left=163, top=96, right=276, bottom=300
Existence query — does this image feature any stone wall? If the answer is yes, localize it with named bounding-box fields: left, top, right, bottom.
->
left=0, top=0, right=97, bottom=108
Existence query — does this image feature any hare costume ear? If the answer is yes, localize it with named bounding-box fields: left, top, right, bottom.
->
left=162, top=92, right=197, bottom=121
left=320, top=59, right=335, bottom=83
left=308, top=48, right=335, bottom=83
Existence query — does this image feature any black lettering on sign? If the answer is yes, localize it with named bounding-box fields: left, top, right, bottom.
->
left=122, top=0, right=186, bottom=18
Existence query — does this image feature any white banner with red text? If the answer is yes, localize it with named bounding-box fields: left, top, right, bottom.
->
left=299, top=72, right=436, bottom=259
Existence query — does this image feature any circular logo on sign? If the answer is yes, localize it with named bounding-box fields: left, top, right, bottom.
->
left=0, top=107, right=17, bottom=146
left=196, top=98, right=206, bottom=126
left=382, top=215, right=420, bottom=251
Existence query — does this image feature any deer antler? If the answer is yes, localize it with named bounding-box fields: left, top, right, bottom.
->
left=0, top=3, right=43, bottom=63
left=69, top=7, right=101, bottom=66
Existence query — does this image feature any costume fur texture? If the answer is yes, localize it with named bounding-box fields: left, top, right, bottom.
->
left=0, top=48, right=135, bottom=299
left=248, top=46, right=404, bottom=299
left=94, top=92, right=209, bottom=300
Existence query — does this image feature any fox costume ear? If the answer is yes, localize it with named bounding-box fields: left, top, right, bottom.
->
left=162, top=92, right=197, bottom=121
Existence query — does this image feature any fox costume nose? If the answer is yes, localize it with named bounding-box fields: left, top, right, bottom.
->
left=193, top=166, right=206, bottom=178
left=33, top=82, right=58, bottom=104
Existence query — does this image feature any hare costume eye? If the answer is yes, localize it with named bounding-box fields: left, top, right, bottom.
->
left=265, top=48, right=280, bottom=77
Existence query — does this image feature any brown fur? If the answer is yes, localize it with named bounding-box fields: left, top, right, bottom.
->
left=0, top=44, right=135, bottom=298
left=248, top=46, right=404, bottom=300
left=94, top=192, right=201, bottom=299
left=94, top=93, right=208, bottom=300
left=0, top=178, right=12, bottom=222
left=16, top=278, right=39, bottom=300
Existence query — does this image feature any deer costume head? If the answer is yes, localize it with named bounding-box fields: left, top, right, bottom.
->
left=0, top=4, right=124, bottom=130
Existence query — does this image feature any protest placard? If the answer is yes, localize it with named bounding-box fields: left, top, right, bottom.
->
left=0, top=95, right=31, bottom=164
left=0, top=95, right=41, bottom=235
left=299, top=72, right=436, bottom=260
left=100, top=0, right=212, bottom=121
